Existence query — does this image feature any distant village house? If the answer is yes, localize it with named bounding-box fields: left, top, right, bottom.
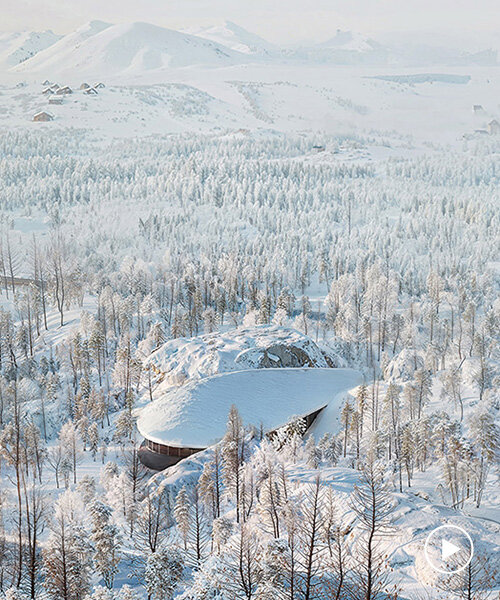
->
left=80, top=82, right=91, bottom=90
left=56, top=86, right=72, bottom=95
left=33, top=111, right=54, bottom=122
left=487, top=119, right=500, bottom=135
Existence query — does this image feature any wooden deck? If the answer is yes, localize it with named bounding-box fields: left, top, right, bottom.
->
left=0, top=276, right=42, bottom=289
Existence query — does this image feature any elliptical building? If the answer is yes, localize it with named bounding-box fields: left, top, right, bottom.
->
left=137, top=367, right=360, bottom=470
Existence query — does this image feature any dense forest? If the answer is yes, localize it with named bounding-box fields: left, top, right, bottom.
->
left=0, top=129, right=498, bottom=599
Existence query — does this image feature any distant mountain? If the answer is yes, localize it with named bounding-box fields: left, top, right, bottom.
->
left=289, top=29, right=498, bottom=66
left=12, top=21, right=244, bottom=76
left=7, top=21, right=496, bottom=77
left=290, top=30, right=388, bottom=64
left=374, top=32, right=498, bottom=66
left=183, top=20, right=277, bottom=56
left=316, top=30, right=381, bottom=53
left=388, top=44, right=498, bottom=67
left=0, top=30, right=61, bottom=70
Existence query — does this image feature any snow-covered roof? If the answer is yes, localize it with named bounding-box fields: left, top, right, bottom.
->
left=137, top=367, right=361, bottom=448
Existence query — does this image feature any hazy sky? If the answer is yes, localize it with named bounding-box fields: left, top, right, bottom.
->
left=3, top=0, right=500, bottom=43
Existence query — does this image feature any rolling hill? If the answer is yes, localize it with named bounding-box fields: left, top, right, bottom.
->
left=12, top=21, right=246, bottom=76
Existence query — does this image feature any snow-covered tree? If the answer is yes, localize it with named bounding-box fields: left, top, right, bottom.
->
left=144, top=545, right=184, bottom=600
left=43, top=490, right=91, bottom=600
left=89, top=500, right=121, bottom=588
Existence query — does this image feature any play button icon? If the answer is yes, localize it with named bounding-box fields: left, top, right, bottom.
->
left=424, top=525, right=474, bottom=574
left=442, top=539, right=460, bottom=560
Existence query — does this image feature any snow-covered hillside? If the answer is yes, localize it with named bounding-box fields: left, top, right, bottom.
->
left=0, top=29, right=61, bottom=69
left=3, top=19, right=497, bottom=84
left=0, top=19, right=498, bottom=144
left=12, top=21, right=246, bottom=76
left=143, top=325, right=338, bottom=388
left=289, top=29, right=499, bottom=67
left=9, top=20, right=112, bottom=74
left=1, top=63, right=498, bottom=144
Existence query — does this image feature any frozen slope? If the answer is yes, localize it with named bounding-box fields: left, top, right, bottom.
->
left=137, top=368, right=361, bottom=448
left=13, top=21, right=245, bottom=76
left=0, top=30, right=61, bottom=70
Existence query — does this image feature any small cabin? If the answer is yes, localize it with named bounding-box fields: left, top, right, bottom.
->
left=42, top=87, right=54, bottom=95
left=42, top=79, right=51, bottom=86
left=49, top=97, right=63, bottom=105
left=84, top=87, right=98, bottom=95
left=50, top=83, right=60, bottom=90
left=56, top=86, right=72, bottom=95
left=94, top=82, right=105, bottom=89
left=487, top=119, right=500, bottom=135
left=33, top=111, right=54, bottom=122
left=473, top=104, right=485, bottom=114
left=80, top=82, right=91, bottom=90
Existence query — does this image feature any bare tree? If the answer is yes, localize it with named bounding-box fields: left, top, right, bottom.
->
left=222, top=405, right=246, bottom=524
left=48, top=231, right=67, bottom=327
left=223, top=523, right=262, bottom=599
left=22, top=475, right=47, bottom=599
left=136, top=487, right=171, bottom=554
left=0, top=383, right=24, bottom=588
left=437, top=552, right=498, bottom=600
left=349, top=460, right=395, bottom=600
left=321, top=487, right=352, bottom=600
left=297, top=475, right=323, bottom=600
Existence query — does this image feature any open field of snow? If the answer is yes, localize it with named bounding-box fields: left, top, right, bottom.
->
left=0, top=62, right=499, bottom=144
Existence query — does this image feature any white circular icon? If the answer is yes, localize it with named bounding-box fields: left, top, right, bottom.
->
left=424, top=525, right=474, bottom=574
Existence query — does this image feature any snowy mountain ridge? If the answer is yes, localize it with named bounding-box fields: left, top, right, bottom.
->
left=3, top=19, right=498, bottom=78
